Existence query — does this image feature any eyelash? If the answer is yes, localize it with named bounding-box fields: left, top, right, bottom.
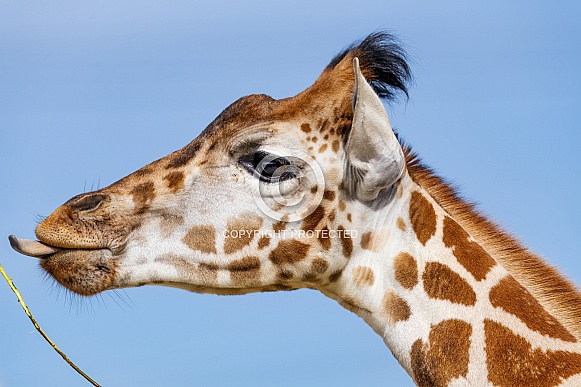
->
left=239, top=151, right=299, bottom=183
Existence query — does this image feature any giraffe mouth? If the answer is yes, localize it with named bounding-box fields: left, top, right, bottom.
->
left=9, top=235, right=64, bottom=258
left=9, top=235, right=117, bottom=296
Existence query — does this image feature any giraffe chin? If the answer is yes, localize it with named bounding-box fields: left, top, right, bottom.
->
left=39, top=248, right=117, bottom=297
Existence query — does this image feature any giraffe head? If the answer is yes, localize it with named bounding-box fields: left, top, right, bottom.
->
left=10, top=32, right=411, bottom=297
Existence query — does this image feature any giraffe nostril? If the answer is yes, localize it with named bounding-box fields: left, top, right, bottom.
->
left=68, top=193, right=107, bottom=212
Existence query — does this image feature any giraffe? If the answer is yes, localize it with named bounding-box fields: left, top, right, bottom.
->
left=9, top=32, right=581, bottom=386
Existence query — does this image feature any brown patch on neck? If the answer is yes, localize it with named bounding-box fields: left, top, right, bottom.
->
left=484, top=319, right=581, bottom=386
left=410, top=319, right=472, bottom=387
left=442, top=216, right=496, bottom=281
left=405, top=148, right=581, bottom=339
left=182, top=225, right=217, bottom=254
left=490, top=276, right=576, bottom=342
left=318, top=226, right=331, bottom=250
left=331, top=139, right=340, bottom=153
left=323, top=190, right=336, bottom=201
left=382, top=290, right=411, bottom=324
left=338, top=225, right=353, bottom=259
left=423, top=262, right=476, bottom=306
left=360, top=231, right=373, bottom=250
left=393, top=252, right=418, bottom=290
left=409, top=191, right=437, bottom=245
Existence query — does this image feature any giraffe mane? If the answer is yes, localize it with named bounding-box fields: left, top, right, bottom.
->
left=403, top=145, right=581, bottom=340
left=326, top=31, right=413, bottom=102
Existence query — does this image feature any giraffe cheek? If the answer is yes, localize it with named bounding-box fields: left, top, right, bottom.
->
left=40, top=249, right=117, bottom=296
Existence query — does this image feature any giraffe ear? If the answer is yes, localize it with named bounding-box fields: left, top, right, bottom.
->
left=345, top=57, right=406, bottom=202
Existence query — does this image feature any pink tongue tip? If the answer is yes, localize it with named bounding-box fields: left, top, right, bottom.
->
left=8, top=235, right=62, bottom=258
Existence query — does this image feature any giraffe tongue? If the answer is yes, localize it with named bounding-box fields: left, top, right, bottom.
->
left=8, top=235, right=62, bottom=258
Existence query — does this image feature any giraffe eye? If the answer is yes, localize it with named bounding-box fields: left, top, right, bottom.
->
left=239, top=151, right=299, bottom=183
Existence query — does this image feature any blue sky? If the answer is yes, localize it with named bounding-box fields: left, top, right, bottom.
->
left=1, top=1, right=580, bottom=386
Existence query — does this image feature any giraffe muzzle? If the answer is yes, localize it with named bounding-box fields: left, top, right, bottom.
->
left=8, top=235, right=63, bottom=258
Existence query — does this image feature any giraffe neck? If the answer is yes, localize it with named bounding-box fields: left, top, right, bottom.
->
left=324, top=171, right=581, bottom=386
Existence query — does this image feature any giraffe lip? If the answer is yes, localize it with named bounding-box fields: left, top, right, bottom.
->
left=8, top=235, right=63, bottom=259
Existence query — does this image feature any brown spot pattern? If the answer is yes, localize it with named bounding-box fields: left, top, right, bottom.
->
left=396, top=217, right=406, bottom=232
left=311, top=258, right=329, bottom=274
left=489, top=276, right=576, bottom=342
left=318, top=226, right=331, bottom=250
left=423, top=262, right=476, bottom=306
left=442, top=216, right=496, bottom=281
left=273, top=221, right=286, bottom=233
left=182, top=225, right=217, bottom=254
left=163, top=171, right=185, bottom=193
left=396, top=182, right=403, bottom=198
left=484, top=319, right=581, bottom=387
left=323, top=190, right=335, bottom=201
left=300, top=123, right=312, bottom=133
left=360, top=231, right=373, bottom=250
left=130, top=181, right=155, bottom=212
left=165, top=140, right=201, bottom=169
left=409, top=191, right=437, bottom=245
left=329, top=269, right=343, bottom=283
left=269, top=239, right=310, bottom=265
left=338, top=226, right=353, bottom=259
left=277, top=270, right=294, bottom=281
left=382, top=290, right=411, bottom=324
left=224, top=215, right=263, bottom=254
left=393, top=252, right=418, bottom=290
left=157, top=254, right=218, bottom=284
left=160, top=214, right=184, bottom=238
left=228, top=256, right=261, bottom=283
left=318, top=143, right=328, bottom=153
left=331, top=139, right=340, bottom=153
left=301, top=205, right=325, bottom=232
left=410, top=319, right=472, bottom=387
left=257, top=235, right=270, bottom=250
left=352, top=266, right=375, bottom=287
